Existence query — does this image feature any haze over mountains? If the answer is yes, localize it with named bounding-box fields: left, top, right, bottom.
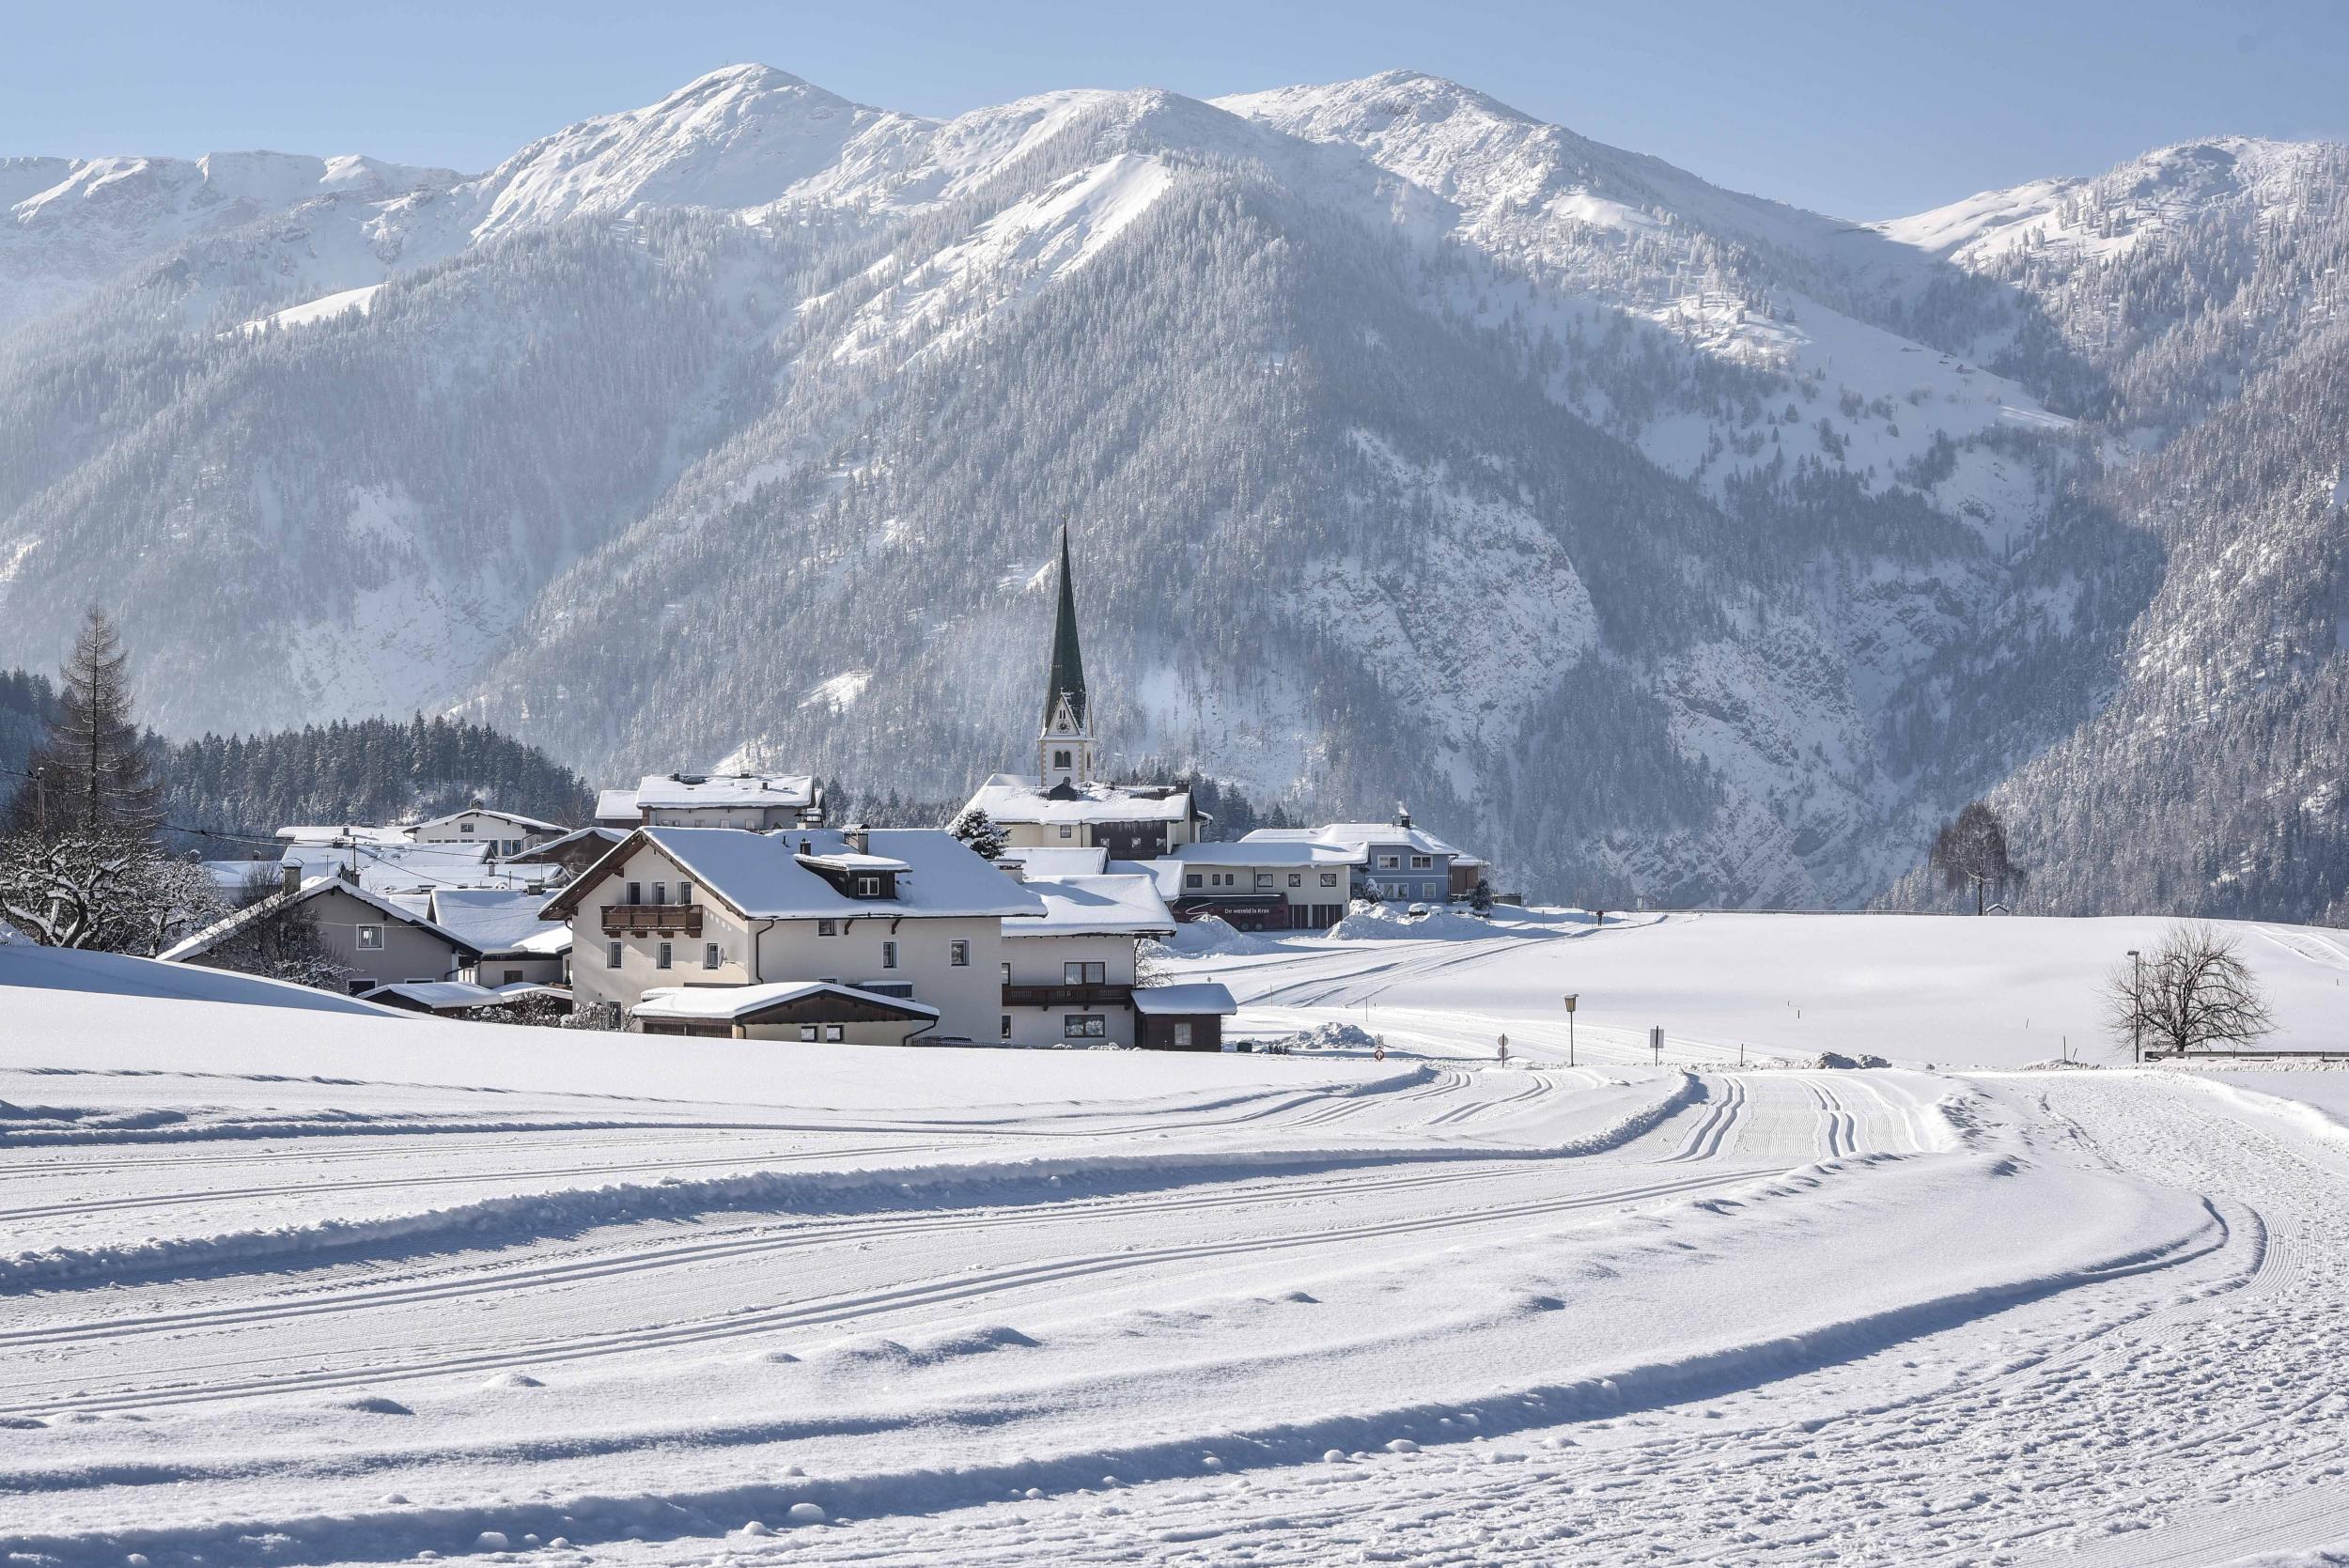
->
left=5, top=65, right=2346, bottom=918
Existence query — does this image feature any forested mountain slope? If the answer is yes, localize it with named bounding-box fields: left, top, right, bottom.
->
left=3, top=67, right=2342, bottom=916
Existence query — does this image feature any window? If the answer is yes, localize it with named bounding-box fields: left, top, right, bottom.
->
left=1321, top=872, right=1339, bottom=887
left=502, top=969, right=522, bottom=985
left=347, top=978, right=376, bottom=995
left=856, top=875, right=880, bottom=897
left=356, top=924, right=384, bottom=951
left=1002, top=1015, right=1013, bottom=1039
left=1064, top=960, right=1105, bottom=986
left=823, top=1024, right=845, bottom=1043
left=652, top=881, right=666, bottom=907
left=1058, top=824, right=1074, bottom=840
left=949, top=939, right=971, bottom=967
left=703, top=943, right=721, bottom=970
left=1185, top=873, right=1204, bottom=889
left=1063, top=1014, right=1106, bottom=1038
left=1377, top=854, right=1401, bottom=870
left=1053, top=750, right=1072, bottom=769
left=1001, top=961, right=1012, bottom=984
left=1255, top=872, right=1275, bottom=890
left=656, top=941, right=673, bottom=970
left=817, top=919, right=838, bottom=937
left=1410, top=855, right=1434, bottom=870
left=1173, top=1021, right=1194, bottom=1048
left=678, top=881, right=692, bottom=905
left=1288, top=873, right=1302, bottom=887
left=627, top=880, right=643, bottom=906
left=799, top=1024, right=819, bottom=1042
left=881, top=940, right=898, bottom=970
left=606, top=940, right=622, bottom=969
left=460, top=822, right=475, bottom=834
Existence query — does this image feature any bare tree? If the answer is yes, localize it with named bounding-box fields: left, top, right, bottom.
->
left=0, top=834, right=222, bottom=953
left=2105, top=921, right=2277, bottom=1057
left=1930, top=800, right=2027, bottom=915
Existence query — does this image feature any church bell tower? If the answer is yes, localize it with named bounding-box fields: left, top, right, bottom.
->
left=1039, top=526, right=1095, bottom=791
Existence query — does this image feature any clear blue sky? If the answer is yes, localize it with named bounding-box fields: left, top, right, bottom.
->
left=8, top=0, right=2347, bottom=218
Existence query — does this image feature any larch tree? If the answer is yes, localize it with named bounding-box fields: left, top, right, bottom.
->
left=5, top=608, right=161, bottom=841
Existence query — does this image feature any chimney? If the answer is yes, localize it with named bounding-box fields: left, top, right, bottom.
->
left=799, top=837, right=814, bottom=856
left=844, top=823, right=869, bottom=855
left=280, top=862, right=301, bottom=897
left=1395, top=803, right=1412, bottom=830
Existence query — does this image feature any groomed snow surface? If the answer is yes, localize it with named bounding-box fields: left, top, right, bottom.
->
left=5, top=909, right=2349, bottom=1565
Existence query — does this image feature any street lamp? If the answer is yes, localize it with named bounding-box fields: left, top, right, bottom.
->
left=1563, top=993, right=1577, bottom=1067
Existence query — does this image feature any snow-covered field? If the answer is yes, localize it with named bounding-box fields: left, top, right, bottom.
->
left=6, top=909, right=2349, bottom=1566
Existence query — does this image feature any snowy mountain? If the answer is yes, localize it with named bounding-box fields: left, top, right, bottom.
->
left=2, top=68, right=2344, bottom=917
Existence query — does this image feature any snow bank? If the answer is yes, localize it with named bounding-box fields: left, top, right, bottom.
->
left=1329, top=905, right=1496, bottom=941
left=1152, top=917, right=1278, bottom=956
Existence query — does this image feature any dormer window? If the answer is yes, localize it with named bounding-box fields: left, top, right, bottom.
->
left=857, top=875, right=880, bottom=897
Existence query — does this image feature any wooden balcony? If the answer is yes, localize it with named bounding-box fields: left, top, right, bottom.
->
left=1002, top=983, right=1134, bottom=1009
left=600, top=903, right=704, bottom=937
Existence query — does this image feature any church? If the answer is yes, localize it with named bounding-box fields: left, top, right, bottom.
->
left=958, top=529, right=1206, bottom=860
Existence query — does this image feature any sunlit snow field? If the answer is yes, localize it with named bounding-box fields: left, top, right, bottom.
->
left=3, top=909, right=2347, bottom=1566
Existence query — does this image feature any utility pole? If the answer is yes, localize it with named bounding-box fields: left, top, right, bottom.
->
left=1562, top=994, right=1578, bottom=1068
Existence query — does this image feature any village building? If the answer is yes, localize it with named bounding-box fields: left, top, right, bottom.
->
left=503, top=825, right=627, bottom=880
left=1243, top=810, right=1483, bottom=905
left=999, top=872, right=1176, bottom=1048
left=427, top=886, right=573, bottom=988
left=539, top=824, right=1044, bottom=1044
left=1148, top=839, right=1360, bottom=931
left=408, top=805, right=569, bottom=856
left=278, top=837, right=530, bottom=894
left=958, top=529, right=1204, bottom=858
left=594, top=773, right=827, bottom=831
left=159, top=868, right=481, bottom=993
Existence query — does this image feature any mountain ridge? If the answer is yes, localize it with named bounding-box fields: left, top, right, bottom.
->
left=4, top=65, right=2344, bottom=918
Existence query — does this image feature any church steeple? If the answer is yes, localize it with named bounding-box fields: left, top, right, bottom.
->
left=1039, top=526, right=1094, bottom=790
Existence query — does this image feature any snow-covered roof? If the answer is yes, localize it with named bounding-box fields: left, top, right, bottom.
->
left=512, top=924, right=574, bottom=955
left=159, top=875, right=482, bottom=965
left=275, top=824, right=413, bottom=846
left=546, top=827, right=1048, bottom=923
left=1132, top=982, right=1237, bottom=1016
left=508, top=825, right=626, bottom=862
left=630, top=981, right=940, bottom=1023
left=359, top=980, right=504, bottom=1013
left=280, top=839, right=529, bottom=893
left=965, top=773, right=1193, bottom=825
left=633, top=771, right=818, bottom=810
left=1003, top=874, right=1175, bottom=939
left=999, top=846, right=1110, bottom=877
left=413, top=805, right=568, bottom=834
left=797, top=850, right=913, bottom=873
left=428, top=887, right=569, bottom=955
left=199, top=859, right=278, bottom=891
left=594, top=788, right=641, bottom=823
left=1162, top=840, right=1362, bottom=866
left=1244, top=823, right=1467, bottom=858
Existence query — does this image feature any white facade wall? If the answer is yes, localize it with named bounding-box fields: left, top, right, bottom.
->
left=1172, top=860, right=1349, bottom=914
left=1001, top=930, right=1140, bottom=1048
left=752, top=915, right=1004, bottom=1044
left=567, top=842, right=1006, bottom=1043
left=411, top=811, right=557, bottom=855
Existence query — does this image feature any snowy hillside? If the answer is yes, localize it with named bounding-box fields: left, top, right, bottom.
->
left=2, top=67, right=2346, bottom=917
left=8, top=911, right=2349, bottom=1563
